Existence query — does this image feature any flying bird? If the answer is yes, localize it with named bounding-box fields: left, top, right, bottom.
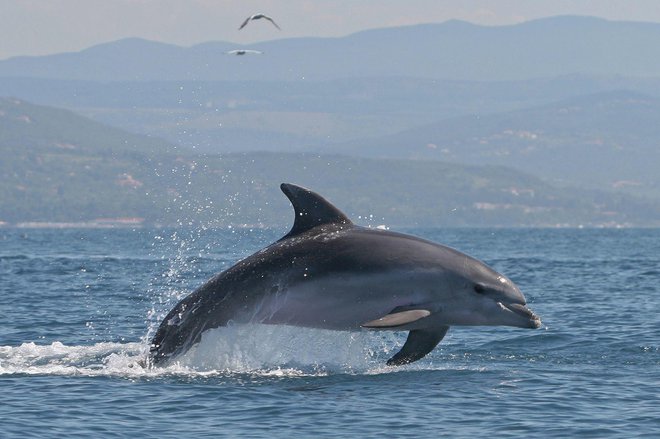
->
left=239, top=13, right=280, bottom=30
left=226, top=49, right=263, bottom=56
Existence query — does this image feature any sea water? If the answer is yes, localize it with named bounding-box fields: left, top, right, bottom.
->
left=1, top=227, right=658, bottom=438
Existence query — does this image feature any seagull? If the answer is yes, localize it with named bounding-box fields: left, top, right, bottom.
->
left=239, top=13, right=280, bottom=30
left=225, top=49, right=263, bottom=56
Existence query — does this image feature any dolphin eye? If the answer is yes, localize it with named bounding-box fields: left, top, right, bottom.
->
left=474, top=284, right=486, bottom=294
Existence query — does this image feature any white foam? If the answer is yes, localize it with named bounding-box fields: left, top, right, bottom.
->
left=0, top=341, right=151, bottom=377
left=0, top=326, right=419, bottom=378
left=175, top=324, right=401, bottom=374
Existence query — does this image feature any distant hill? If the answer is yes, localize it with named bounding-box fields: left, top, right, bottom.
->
left=0, top=96, right=172, bottom=155
left=329, top=91, right=660, bottom=198
left=3, top=75, right=660, bottom=158
left=0, top=97, right=174, bottom=222
left=4, top=16, right=660, bottom=81
left=1, top=98, right=659, bottom=227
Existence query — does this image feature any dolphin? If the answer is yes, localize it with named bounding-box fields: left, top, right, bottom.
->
left=149, top=183, right=541, bottom=366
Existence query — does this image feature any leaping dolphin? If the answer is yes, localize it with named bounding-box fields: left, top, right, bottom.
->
left=149, top=183, right=541, bottom=367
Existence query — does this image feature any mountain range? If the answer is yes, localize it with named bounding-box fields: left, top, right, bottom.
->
left=2, top=79, right=659, bottom=200
left=329, top=90, right=660, bottom=197
left=2, top=97, right=658, bottom=227
left=3, top=16, right=660, bottom=81
left=2, top=16, right=660, bottom=226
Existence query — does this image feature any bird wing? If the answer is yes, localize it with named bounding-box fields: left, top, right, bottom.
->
left=238, top=16, right=252, bottom=30
left=264, top=16, right=281, bottom=30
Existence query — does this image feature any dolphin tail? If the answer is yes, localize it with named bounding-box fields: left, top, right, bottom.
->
left=387, top=326, right=449, bottom=366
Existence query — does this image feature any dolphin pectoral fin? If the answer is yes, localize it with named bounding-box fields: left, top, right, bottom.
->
left=387, top=326, right=449, bottom=366
left=361, top=309, right=431, bottom=328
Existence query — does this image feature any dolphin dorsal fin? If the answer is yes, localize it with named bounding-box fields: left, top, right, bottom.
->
left=280, top=183, right=352, bottom=238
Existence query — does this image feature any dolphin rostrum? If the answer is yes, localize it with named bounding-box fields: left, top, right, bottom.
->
left=149, top=183, right=541, bottom=366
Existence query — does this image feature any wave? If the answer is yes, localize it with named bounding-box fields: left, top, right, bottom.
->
left=0, top=325, right=446, bottom=378
left=0, top=341, right=151, bottom=377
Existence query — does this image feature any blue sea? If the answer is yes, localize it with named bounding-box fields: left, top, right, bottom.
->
left=1, top=227, right=658, bottom=438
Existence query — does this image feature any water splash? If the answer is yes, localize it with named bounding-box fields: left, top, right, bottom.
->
left=175, top=324, right=401, bottom=374
left=0, top=326, right=417, bottom=378
left=0, top=341, right=149, bottom=377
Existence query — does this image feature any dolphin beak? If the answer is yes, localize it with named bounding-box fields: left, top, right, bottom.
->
left=499, top=302, right=542, bottom=328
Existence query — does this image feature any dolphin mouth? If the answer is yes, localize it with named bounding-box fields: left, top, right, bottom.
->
left=499, top=302, right=542, bottom=328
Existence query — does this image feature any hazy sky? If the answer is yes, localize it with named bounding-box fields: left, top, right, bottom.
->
left=2, top=0, right=660, bottom=59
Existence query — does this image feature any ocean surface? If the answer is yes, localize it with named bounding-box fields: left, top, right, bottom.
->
left=1, top=227, right=658, bottom=438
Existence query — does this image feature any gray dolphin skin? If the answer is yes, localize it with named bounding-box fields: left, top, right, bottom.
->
left=149, top=183, right=541, bottom=366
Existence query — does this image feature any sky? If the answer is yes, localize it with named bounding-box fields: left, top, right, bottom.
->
left=2, top=0, right=660, bottom=59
